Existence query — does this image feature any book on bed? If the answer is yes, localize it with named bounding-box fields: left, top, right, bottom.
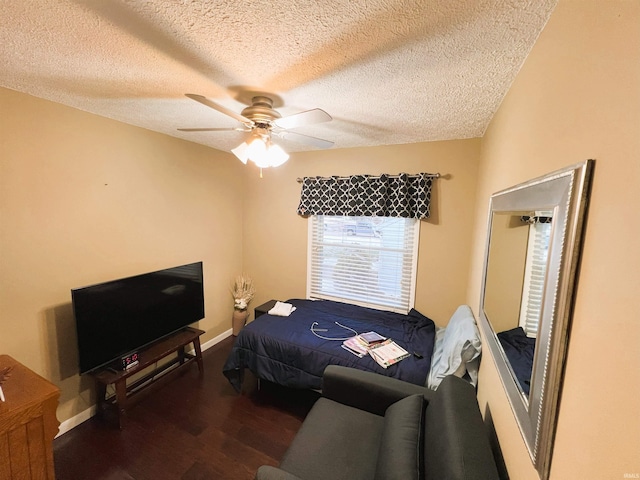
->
left=342, top=337, right=369, bottom=357
left=368, top=339, right=411, bottom=368
left=342, top=332, right=387, bottom=358
left=358, top=331, right=387, bottom=345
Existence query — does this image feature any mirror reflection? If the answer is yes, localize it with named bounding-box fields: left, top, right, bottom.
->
left=484, top=211, right=552, bottom=398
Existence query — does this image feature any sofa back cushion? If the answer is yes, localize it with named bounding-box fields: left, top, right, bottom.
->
left=374, top=394, right=425, bottom=480
left=424, top=376, right=499, bottom=480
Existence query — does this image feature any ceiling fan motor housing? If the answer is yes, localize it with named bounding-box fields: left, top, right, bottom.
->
left=240, top=96, right=281, bottom=125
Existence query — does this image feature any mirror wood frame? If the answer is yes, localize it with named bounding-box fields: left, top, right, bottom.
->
left=478, top=160, right=594, bottom=479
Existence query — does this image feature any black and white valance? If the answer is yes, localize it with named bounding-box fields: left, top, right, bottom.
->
left=296, top=173, right=436, bottom=219
left=520, top=215, right=553, bottom=224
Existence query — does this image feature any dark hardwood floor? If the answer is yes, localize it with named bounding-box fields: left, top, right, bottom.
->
left=53, top=336, right=320, bottom=480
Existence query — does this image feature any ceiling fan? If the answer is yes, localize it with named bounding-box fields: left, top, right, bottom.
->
left=179, top=94, right=333, bottom=168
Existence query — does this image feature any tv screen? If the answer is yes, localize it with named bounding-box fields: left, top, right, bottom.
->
left=72, top=262, right=205, bottom=374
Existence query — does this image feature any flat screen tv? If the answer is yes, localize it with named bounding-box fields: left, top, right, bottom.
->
left=72, top=261, right=205, bottom=374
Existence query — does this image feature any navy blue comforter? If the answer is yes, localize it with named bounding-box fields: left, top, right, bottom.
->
left=222, top=299, right=436, bottom=391
left=497, top=327, right=536, bottom=395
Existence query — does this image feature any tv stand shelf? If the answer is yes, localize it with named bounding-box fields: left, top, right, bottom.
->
left=91, top=327, right=204, bottom=429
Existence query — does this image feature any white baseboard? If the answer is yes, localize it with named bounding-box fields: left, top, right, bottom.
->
left=198, top=328, right=233, bottom=352
left=56, top=328, right=233, bottom=438
left=57, top=405, right=97, bottom=437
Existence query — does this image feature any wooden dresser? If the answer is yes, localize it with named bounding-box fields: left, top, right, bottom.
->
left=0, top=355, right=60, bottom=479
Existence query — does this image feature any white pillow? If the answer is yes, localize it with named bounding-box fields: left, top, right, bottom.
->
left=427, top=305, right=481, bottom=390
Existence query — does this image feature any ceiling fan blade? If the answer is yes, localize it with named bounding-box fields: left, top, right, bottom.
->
left=177, top=127, right=248, bottom=132
left=276, top=131, right=334, bottom=149
left=274, top=108, right=332, bottom=129
left=185, top=94, right=253, bottom=125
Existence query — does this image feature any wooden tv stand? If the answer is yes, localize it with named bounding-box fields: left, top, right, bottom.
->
left=91, top=327, right=204, bottom=429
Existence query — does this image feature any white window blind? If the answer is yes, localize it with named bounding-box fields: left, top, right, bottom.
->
left=518, top=216, right=552, bottom=338
left=307, top=215, right=419, bottom=313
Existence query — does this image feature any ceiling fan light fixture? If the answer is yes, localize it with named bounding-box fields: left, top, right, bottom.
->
left=231, top=142, right=250, bottom=164
left=246, top=135, right=267, bottom=159
left=265, top=143, right=290, bottom=167
left=232, top=133, right=290, bottom=169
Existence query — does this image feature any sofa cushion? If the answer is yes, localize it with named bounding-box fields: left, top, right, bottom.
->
left=279, top=397, right=385, bottom=480
left=374, top=394, right=425, bottom=480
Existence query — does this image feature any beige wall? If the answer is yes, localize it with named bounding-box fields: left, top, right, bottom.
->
left=242, top=139, right=481, bottom=326
left=0, top=87, right=245, bottom=423
left=470, top=1, right=640, bottom=478
left=483, top=214, right=528, bottom=333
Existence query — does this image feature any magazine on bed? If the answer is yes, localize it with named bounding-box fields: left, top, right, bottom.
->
left=342, top=337, right=369, bottom=357
left=368, top=339, right=411, bottom=368
left=341, top=331, right=387, bottom=357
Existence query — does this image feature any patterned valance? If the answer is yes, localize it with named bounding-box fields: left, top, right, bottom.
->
left=520, top=215, right=553, bottom=224
left=296, top=173, right=436, bottom=219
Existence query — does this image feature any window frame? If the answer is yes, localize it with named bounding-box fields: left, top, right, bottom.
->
left=306, top=215, right=420, bottom=314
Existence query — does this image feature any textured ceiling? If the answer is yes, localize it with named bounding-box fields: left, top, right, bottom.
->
left=0, top=0, right=557, bottom=153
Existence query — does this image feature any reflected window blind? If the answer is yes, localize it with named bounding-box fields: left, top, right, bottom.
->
left=519, top=220, right=552, bottom=338
left=307, top=215, right=419, bottom=313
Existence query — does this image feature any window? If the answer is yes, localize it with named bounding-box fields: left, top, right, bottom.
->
left=307, top=215, right=419, bottom=313
left=518, top=214, right=553, bottom=338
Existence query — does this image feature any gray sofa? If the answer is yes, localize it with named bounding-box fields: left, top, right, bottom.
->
left=256, top=366, right=499, bottom=480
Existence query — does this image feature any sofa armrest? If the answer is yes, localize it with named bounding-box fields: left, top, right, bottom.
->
left=424, top=376, right=500, bottom=480
left=255, top=465, right=304, bottom=480
left=322, top=365, right=433, bottom=416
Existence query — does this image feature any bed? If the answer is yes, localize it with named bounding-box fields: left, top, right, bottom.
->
left=497, top=327, right=536, bottom=395
left=222, top=298, right=437, bottom=392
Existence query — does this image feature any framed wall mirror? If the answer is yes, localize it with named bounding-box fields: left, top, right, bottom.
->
left=478, top=160, right=593, bottom=479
